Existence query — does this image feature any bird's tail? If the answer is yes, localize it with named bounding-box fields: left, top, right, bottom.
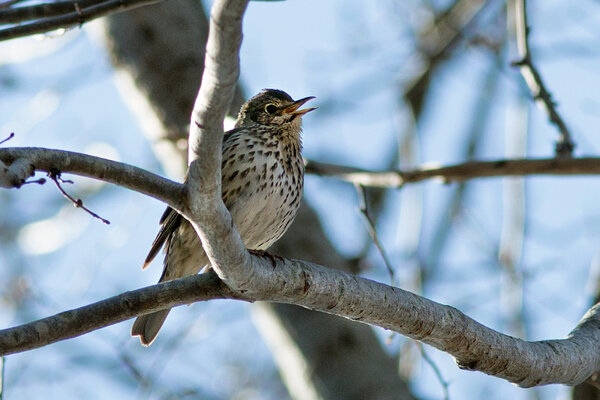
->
left=131, top=310, right=171, bottom=346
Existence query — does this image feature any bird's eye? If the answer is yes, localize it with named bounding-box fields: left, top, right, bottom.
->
left=265, top=104, right=277, bottom=114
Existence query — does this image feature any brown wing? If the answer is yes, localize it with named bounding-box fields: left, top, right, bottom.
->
left=143, top=207, right=182, bottom=269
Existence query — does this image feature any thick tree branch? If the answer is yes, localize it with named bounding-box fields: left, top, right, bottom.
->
left=512, top=0, right=574, bottom=157
left=0, top=0, right=163, bottom=41
left=0, top=255, right=598, bottom=388
left=305, top=157, right=600, bottom=188
left=185, top=0, right=251, bottom=287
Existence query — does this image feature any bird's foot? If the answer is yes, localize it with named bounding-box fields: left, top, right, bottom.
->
left=248, top=249, right=284, bottom=267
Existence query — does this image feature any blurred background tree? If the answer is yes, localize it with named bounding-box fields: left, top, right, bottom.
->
left=1, top=0, right=600, bottom=399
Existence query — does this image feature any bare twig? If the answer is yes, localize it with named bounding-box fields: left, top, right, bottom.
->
left=0, top=0, right=163, bottom=41
left=355, top=184, right=395, bottom=284
left=418, top=343, right=450, bottom=400
left=305, top=157, right=600, bottom=188
left=405, top=0, right=495, bottom=115
left=21, top=177, right=46, bottom=185
left=512, top=0, right=575, bottom=157
left=48, top=168, right=110, bottom=225
left=0, top=133, right=13, bottom=146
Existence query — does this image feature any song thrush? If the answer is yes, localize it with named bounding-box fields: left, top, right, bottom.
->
left=132, top=89, right=316, bottom=345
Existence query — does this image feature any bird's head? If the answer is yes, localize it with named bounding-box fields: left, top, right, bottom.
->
left=235, top=89, right=316, bottom=132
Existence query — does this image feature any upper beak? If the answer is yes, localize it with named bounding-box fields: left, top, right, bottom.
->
left=282, top=96, right=317, bottom=116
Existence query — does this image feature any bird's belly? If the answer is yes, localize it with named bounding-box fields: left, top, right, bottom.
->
left=227, top=173, right=303, bottom=250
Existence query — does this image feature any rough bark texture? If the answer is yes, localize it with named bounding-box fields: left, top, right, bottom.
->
left=267, top=206, right=415, bottom=400
left=99, top=1, right=414, bottom=399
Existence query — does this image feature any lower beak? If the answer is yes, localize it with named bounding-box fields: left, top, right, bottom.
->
left=282, top=96, right=317, bottom=115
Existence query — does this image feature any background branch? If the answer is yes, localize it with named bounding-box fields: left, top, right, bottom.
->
left=513, top=0, right=574, bottom=157
left=0, top=0, right=162, bottom=41
left=1, top=0, right=105, bottom=23
left=306, top=157, right=600, bottom=188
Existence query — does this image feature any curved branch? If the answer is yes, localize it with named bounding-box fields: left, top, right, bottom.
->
left=305, top=157, right=600, bottom=188
left=0, top=255, right=598, bottom=388
left=0, top=147, right=185, bottom=210
left=185, top=0, right=251, bottom=287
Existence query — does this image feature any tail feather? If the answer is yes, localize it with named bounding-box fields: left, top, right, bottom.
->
left=131, top=310, right=171, bottom=346
left=134, top=217, right=207, bottom=346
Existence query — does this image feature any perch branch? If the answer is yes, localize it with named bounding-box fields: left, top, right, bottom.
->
left=0, top=256, right=598, bottom=388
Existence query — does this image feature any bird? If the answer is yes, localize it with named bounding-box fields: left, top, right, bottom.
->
left=132, top=89, right=316, bottom=346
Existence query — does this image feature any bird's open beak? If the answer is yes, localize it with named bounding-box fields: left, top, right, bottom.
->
left=282, top=96, right=317, bottom=116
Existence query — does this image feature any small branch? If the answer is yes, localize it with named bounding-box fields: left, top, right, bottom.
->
left=419, top=343, right=450, bottom=400
left=0, top=147, right=184, bottom=211
left=0, top=0, right=163, bottom=41
left=512, top=0, right=574, bottom=157
left=0, top=133, right=13, bottom=146
left=48, top=168, right=110, bottom=225
left=355, top=184, right=395, bottom=284
left=305, top=157, right=600, bottom=188
left=21, top=177, right=46, bottom=185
